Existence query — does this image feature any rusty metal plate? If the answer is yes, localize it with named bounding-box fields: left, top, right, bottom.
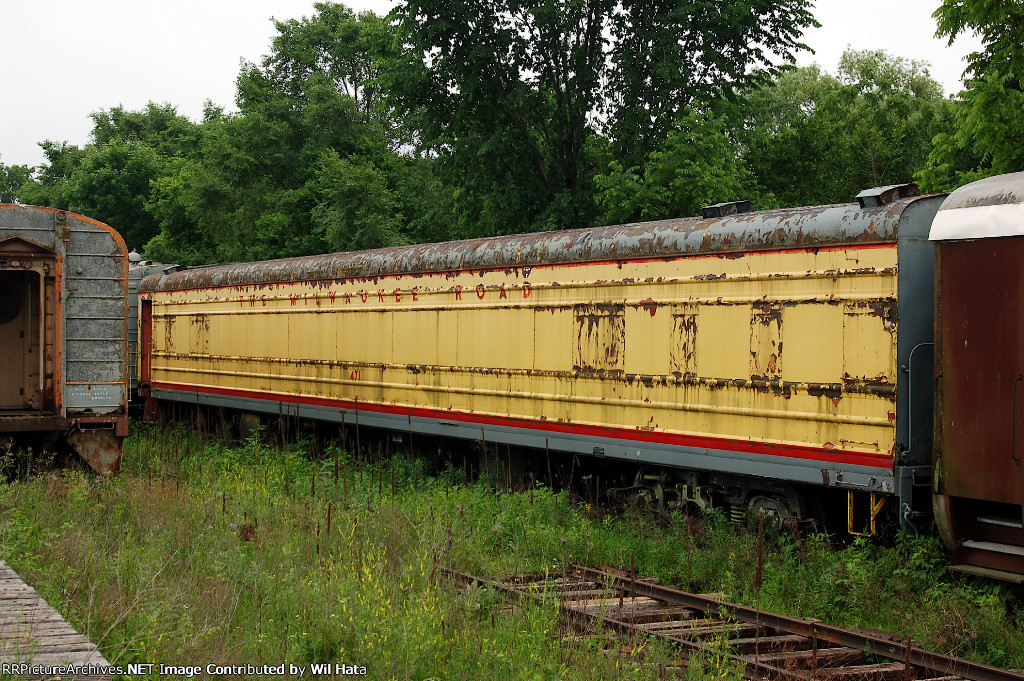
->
left=66, top=427, right=122, bottom=475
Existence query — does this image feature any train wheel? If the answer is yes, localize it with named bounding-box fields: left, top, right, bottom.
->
left=633, top=469, right=666, bottom=512
left=747, top=495, right=792, bottom=533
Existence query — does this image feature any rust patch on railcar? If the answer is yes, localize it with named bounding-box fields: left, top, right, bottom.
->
left=163, top=315, right=175, bottom=351
left=841, top=375, right=896, bottom=397
left=807, top=383, right=844, bottom=400
left=190, top=314, right=211, bottom=354
left=750, top=301, right=783, bottom=379
left=574, top=303, right=625, bottom=371
left=670, top=311, right=698, bottom=375
left=67, top=428, right=122, bottom=475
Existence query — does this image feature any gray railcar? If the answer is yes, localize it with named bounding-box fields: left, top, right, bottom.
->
left=0, top=205, right=128, bottom=473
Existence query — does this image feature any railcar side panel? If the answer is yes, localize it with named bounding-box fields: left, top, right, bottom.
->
left=930, top=172, right=1024, bottom=580
left=146, top=244, right=901, bottom=491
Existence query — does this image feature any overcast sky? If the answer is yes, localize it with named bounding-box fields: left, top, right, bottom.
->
left=0, top=0, right=981, bottom=169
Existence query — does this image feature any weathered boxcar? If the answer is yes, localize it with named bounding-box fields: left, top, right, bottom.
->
left=930, top=171, right=1024, bottom=581
left=139, top=185, right=942, bottom=532
left=0, top=205, right=128, bottom=474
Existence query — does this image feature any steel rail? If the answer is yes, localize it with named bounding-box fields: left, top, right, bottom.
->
left=442, top=565, right=1024, bottom=681
left=442, top=567, right=795, bottom=681
left=574, top=564, right=1023, bottom=681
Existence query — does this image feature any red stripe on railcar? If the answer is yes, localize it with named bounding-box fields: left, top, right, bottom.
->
left=151, top=381, right=894, bottom=470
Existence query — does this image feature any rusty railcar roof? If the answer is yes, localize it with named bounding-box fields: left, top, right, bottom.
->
left=142, top=198, right=922, bottom=291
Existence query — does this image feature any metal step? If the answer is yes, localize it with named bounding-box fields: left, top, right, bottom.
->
left=955, top=540, right=1024, bottom=577
left=961, top=540, right=1024, bottom=556
left=948, top=563, right=1024, bottom=584
left=977, top=516, right=1024, bottom=529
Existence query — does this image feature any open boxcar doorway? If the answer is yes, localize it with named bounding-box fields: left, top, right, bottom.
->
left=0, top=239, right=56, bottom=414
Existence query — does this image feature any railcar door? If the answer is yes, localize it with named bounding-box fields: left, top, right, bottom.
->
left=0, top=238, right=56, bottom=413
left=937, top=237, right=1024, bottom=508
left=0, top=271, right=30, bottom=409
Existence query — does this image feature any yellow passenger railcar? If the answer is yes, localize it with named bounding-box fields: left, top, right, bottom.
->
left=139, top=185, right=941, bottom=533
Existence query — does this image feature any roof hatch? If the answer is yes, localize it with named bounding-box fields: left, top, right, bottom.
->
left=856, top=183, right=920, bottom=208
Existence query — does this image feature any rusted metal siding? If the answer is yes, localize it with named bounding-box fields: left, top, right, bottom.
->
left=934, top=237, right=1024, bottom=508
left=142, top=197, right=941, bottom=493
left=929, top=172, right=1024, bottom=579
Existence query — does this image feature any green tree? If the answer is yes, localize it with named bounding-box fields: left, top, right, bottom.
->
left=392, top=0, right=816, bottom=235
left=743, top=50, right=950, bottom=206
left=90, top=102, right=204, bottom=158
left=15, top=141, right=87, bottom=209
left=738, top=65, right=846, bottom=206
left=595, top=109, right=750, bottom=223
left=834, top=51, right=947, bottom=188
left=15, top=104, right=202, bottom=250
left=66, top=141, right=165, bottom=251
left=918, top=0, right=1024, bottom=191
left=267, top=4, right=395, bottom=121
left=312, top=151, right=407, bottom=250
left=145, top=4, right=448, bottom=263
left=608, top=0, right=817, bottom=169
left=0, top=163, right=32, bottom=203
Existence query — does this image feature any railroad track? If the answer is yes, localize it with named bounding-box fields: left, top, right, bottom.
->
left=443, top=564, right=1024, bottom=681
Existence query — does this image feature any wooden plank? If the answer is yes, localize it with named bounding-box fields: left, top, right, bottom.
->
left=815, top=662, right=908, bottom=678
left=0, top=560, right=111, bottom=680
left=2, top=631, right=100, bottom=646
left=6, top=650, right=108, bottom=664
left=745, top=646, right=862, bottom=663
left=2, top=642, right=99, bottom=656
left=0, top=615, right=73, bottom=629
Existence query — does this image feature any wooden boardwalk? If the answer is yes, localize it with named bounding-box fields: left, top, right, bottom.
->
left=0, top=560, right=111, bottom=680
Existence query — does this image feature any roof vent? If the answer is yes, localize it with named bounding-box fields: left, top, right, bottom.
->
left=856, top=183, right=920, bottom=209
left=701, top=200, right=754, bottom=219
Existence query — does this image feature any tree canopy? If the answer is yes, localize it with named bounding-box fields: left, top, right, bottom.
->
left=391, top=0, right=817, bottom=234
left=742, top=50, right=949, bottom=206
left=917, top=0, right=1024, bottom=191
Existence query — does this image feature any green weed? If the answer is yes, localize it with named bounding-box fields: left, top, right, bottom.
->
left=0, top=424, right=1020, bottom=678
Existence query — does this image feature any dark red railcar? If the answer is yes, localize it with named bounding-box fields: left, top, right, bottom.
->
left=931, top=172, right=1024, bottom=581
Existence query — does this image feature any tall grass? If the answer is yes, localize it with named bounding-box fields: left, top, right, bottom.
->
left=0, top=424, right=1020, bottom=679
